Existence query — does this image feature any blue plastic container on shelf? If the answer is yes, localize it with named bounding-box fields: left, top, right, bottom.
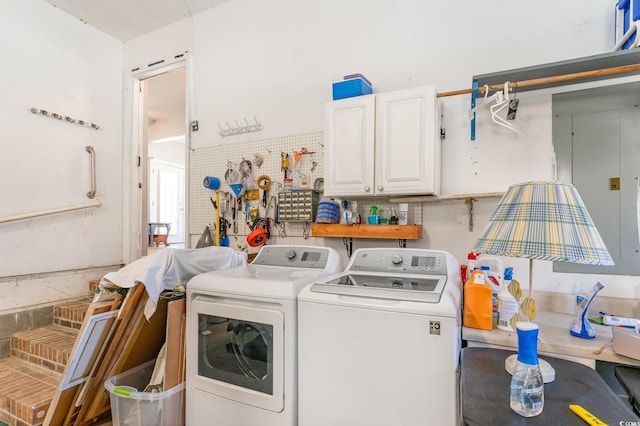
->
left=332, top=77, right=372, bottom=100
left=367, top=215, right=380, bottom=225
left=316, top=201, right=340, bottom=224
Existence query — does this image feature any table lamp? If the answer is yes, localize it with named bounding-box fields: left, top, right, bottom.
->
left=472, top=181, right=614, bottom=380
left=473, top=181, right=613, bottom=320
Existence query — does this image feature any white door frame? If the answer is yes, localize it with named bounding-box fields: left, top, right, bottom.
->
left=122, top=56, right=190, bottom=264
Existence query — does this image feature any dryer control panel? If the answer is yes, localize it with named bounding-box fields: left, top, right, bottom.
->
left=348, top=249, right=448, bottom=275
left=252, top=245, right=340, bottom=270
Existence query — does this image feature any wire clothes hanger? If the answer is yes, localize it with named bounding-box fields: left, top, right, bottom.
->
left=468, top=82, right=522, bottom=133
left=490, top=82, right=522, bottom=133
left=468, top=84, right=500, bottom=117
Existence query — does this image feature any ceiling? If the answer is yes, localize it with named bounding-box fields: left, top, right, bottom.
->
left=45, top=0, right=230, bottom=42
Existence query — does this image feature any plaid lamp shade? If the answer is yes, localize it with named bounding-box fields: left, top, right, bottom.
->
left=473, top=181, right=614, bottom=265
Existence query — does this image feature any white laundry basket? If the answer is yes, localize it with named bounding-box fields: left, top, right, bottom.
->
left=105, top=360, right=185, bottom=426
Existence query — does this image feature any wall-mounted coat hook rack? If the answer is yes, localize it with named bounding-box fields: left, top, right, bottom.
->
left=30, top=107, right=99, bottom=130
left=218, top=116, right=263, bottom=137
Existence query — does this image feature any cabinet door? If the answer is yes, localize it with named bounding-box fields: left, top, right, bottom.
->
left=323, top=95, right=375, bottom=197
left=375, top=85, right=440, bottom=196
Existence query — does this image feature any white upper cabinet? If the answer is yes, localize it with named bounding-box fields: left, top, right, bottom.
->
left=323, top=85, right=441, bottom=197
left=323, top=94, right=375, bottom=197
left=375, top=85, right=440, bottom=196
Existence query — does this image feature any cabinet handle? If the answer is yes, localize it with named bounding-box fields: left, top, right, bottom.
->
left=377, top=185, right=384, bottom=191
left=364, top=186, right=371, bottom=192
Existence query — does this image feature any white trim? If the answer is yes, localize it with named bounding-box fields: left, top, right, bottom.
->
left=130, top=54, right=187, bottom=80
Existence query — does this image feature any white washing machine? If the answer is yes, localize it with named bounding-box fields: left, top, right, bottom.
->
left=185, top=245, right=341, bottom=426
left=298, top=248, right=462, bottom=426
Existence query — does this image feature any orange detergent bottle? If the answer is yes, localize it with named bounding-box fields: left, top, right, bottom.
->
left=463, top=269, right=494, bottom=330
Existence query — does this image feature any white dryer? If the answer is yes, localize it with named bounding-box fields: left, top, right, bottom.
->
left=185, top=245, right=341, bottom=426
left=298, top=248, right=462, bottom=426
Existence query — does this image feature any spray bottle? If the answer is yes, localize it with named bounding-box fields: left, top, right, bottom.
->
left=569, top=282, right=604, bottom=339
left=510, top=322, right=544, bottom=417
left=465, top=252, right=478, bottom=281
left=497, top=267, right=518, bottom=331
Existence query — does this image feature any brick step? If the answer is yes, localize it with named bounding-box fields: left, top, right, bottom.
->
left=10, top=325, right=78, bottom=374
left=53, top=298, right=92, bottom=330
left=0, top=284, right=106, bottom=425
left=0, top=357, right=60, bottom=426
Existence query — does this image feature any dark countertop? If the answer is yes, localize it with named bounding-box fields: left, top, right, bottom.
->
left=461, top=347, right=640, bottom=425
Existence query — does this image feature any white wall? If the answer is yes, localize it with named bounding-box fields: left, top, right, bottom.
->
left=0, top=1, right=124, bottom=309
left=149, top=140, right=186, bottom=165
left=123, top=0, right=640, bottom=301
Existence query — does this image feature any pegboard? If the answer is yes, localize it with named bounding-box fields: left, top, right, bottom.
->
left=190, top=130, right=424, bottom=246
left=189, top=131, right=325, bottom=241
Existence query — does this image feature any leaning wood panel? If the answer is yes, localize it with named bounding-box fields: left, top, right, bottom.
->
left=71, top=284, right=147, bottom=425
left=165, top=298, right=186, bottom=390
left=43, top=300, right=118, bottom=426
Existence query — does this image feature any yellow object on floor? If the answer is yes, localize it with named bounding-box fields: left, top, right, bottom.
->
left=569, top=404, right=608, bottom=426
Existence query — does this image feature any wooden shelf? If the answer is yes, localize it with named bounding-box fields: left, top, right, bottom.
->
left=311, top=224, right=422, bottom=240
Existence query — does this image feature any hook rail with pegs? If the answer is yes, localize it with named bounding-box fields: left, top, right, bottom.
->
left=218, top=116, right=263, bottom=137
left=30, top=108, right=99, bottom=130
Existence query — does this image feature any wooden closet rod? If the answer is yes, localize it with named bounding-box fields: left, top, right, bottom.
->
left=437, top=62, right=640, bottom=98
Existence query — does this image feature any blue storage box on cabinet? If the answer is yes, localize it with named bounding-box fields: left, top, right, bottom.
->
left=332, top=76, right=372, bottom=100
left=615, top=0, right=640, bottom=50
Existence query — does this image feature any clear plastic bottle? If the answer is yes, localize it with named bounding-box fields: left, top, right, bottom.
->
left=481, top=265, right=500, bottom=325
left=510, top=322, right=544, bottom=417
left=497, top=267, right=518, bottom=331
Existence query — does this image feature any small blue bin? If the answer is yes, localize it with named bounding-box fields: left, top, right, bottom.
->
left=316, top=201, right=340, bottom=224
left=332, top=77, right=373, bottom=100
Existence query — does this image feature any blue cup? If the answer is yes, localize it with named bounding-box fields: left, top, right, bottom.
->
left=367, top=215, right=380, bottom=225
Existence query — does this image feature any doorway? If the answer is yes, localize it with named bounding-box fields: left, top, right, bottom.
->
left=141, top=67, right=187, bottom=252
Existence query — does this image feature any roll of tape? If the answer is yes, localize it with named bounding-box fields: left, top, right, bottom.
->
left=257, top=175, right=272, bottom=190
left=203, top=176, right=221, bottom=190
left=247, top=228, right=268, bottom=247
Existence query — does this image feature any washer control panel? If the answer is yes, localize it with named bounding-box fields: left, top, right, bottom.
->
left=349, top=249, right=448, bottom=275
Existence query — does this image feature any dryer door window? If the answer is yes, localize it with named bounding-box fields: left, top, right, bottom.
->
left=189, top=298, right=284, bottom=412
left=198, top=314, right=274, bottom=394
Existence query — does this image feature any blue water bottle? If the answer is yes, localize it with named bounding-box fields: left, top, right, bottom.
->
left=510, top=322, right=544, bottom=417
